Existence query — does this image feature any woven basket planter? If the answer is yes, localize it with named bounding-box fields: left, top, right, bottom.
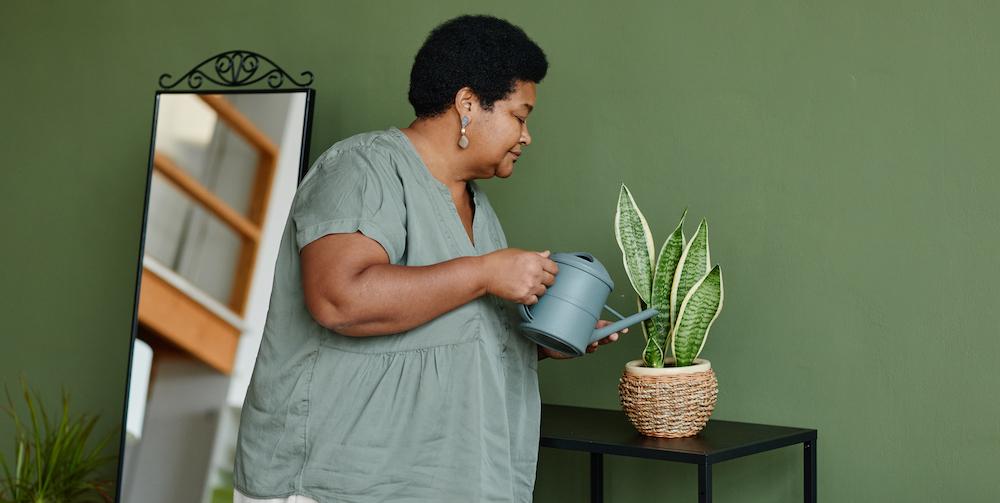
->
left=618, top=358, right=718, bottom=438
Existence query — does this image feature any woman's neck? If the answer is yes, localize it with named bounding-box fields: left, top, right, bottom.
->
left=401, top=118, right=472, bottom=193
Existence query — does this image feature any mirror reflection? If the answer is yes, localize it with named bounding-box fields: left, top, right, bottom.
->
left=122, top=90, right=313, bottom=503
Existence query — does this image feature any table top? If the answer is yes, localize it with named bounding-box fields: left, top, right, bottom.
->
left=540, top=403, right=817, bottom=464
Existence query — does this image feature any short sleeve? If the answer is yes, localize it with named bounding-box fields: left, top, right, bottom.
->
left=292, top=148, right=406, bottom=263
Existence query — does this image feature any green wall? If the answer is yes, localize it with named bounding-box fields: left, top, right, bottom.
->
left=3, top=1, right=998, bottom=501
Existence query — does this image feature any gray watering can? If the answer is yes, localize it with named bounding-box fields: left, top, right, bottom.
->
left=518, top=252, right=659, bottom=357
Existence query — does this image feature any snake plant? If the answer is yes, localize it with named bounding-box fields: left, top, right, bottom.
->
left=614, top=184, right=724, bottom=367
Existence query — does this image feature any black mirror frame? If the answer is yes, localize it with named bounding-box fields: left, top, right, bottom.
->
left=115, top=50, right=316, bottom=502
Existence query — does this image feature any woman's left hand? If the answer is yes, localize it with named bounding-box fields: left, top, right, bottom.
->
left=539, top=320, right=629, bottom=360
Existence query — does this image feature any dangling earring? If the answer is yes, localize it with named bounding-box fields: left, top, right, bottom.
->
left=458, top=116, right=470, bottom=149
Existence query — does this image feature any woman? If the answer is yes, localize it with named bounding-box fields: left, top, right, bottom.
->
left=234, top=15, right=625, bottom=503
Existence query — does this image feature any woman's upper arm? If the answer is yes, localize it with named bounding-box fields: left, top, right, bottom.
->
left=299, top=231, right=389, bottom=328
left=292, top=146, right=406, bottom=328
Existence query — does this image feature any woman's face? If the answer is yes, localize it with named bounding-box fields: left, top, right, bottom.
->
left=467, top=80, right=536, bottom=179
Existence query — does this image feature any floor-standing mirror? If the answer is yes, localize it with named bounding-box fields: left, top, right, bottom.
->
left=117, top=52, right=315, bottom=503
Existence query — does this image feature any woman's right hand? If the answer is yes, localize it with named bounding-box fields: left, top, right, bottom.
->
left=481, top=249, right=559, bottom=305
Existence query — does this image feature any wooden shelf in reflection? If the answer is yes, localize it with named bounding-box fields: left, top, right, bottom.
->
left=138, top=260, right=242, bottom=375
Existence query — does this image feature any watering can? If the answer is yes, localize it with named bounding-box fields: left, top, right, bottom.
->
left=518, top=252, right=658, bottom=357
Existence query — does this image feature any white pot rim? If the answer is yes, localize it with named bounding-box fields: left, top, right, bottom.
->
left=624, top=358, right=711, bottom=376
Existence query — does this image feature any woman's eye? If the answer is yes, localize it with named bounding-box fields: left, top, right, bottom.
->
left=515, top=116, right=526, bottom=124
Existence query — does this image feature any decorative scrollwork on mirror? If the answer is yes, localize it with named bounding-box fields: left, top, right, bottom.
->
left=158, top=50, right=315, bottom=90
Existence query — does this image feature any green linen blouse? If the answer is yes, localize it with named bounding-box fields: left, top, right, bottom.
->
left=234, top=127, right=540, bottom=503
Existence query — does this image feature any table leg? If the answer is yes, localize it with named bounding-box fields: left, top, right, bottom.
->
left=804, top=439, right=817, bottom=502
left=590, top=453, right=603, bottom=503
left=698, top=461, right=713, bottom=503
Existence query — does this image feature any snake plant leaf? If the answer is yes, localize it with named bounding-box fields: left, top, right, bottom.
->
left=643, top=335, right=664, bottom=368
left=670, top=218, right=711, bottom=323
left=639, top=297, right=665, bottom=366
left=614, top=184, right=655, bottom=303
left=636, top=297, right=650, bottom=343
left=649, top=209, right=687, bottom=356
left=671, top=265, right=724, bottom=366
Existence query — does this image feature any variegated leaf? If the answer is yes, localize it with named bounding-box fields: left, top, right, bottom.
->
left=671, top=265, right=723, bottom=366
left=649, top=209, right=687, bottom=360
left=640, top=297, right=664, bottom=366
left=642, top=333, right=663, bottom=368
left=637, top=296, right=649, bottom=342
left=670, top=218, right=711, bottom=323
left=614, top=184, right=655, bottom=303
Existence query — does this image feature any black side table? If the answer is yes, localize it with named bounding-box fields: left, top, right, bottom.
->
left=539, top=404, right=817, bottom=502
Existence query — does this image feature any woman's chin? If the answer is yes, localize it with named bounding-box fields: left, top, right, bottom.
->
left=495, top=163, right=515, bottom=178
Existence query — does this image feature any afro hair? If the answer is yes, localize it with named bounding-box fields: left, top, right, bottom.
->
left=408, top=15, right=548, bottom=118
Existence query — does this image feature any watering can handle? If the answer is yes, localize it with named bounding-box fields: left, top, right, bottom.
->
left=592, top=306, right=659, bottom=341
left=519, top=303, right=534, bottom=322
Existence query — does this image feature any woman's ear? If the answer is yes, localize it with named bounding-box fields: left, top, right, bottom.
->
left=453, top=87, right=478, bottom=117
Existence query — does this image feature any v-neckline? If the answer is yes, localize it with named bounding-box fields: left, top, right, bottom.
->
left=392, top=127, right=481, bottom=252
left=454, top=184, right=477, bottom=247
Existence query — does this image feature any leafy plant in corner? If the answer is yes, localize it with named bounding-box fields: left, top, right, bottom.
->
left=614, top=184, right=724, bottom=368
left=0, top=378, right=116, bottom=503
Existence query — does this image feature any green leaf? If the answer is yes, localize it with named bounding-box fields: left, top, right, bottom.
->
left=638, top=297, right=663, bottom=367
left=635, top=297, right=649, bottom=343
left=0, top=379, right=116, bottom=503
left=641, top=326, right=662, bottom=365
left=614, top=184, right=655, bottom=303
left=672, top=265, right=724, bottom=366
left=642, top=335, right=664, bottom=368
left=670, top=218, right=711, bottom=323
left=648, top=209, right=687, bottom=362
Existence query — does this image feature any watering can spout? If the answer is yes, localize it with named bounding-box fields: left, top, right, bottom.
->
left=591, top=307, right=659, bottom=341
